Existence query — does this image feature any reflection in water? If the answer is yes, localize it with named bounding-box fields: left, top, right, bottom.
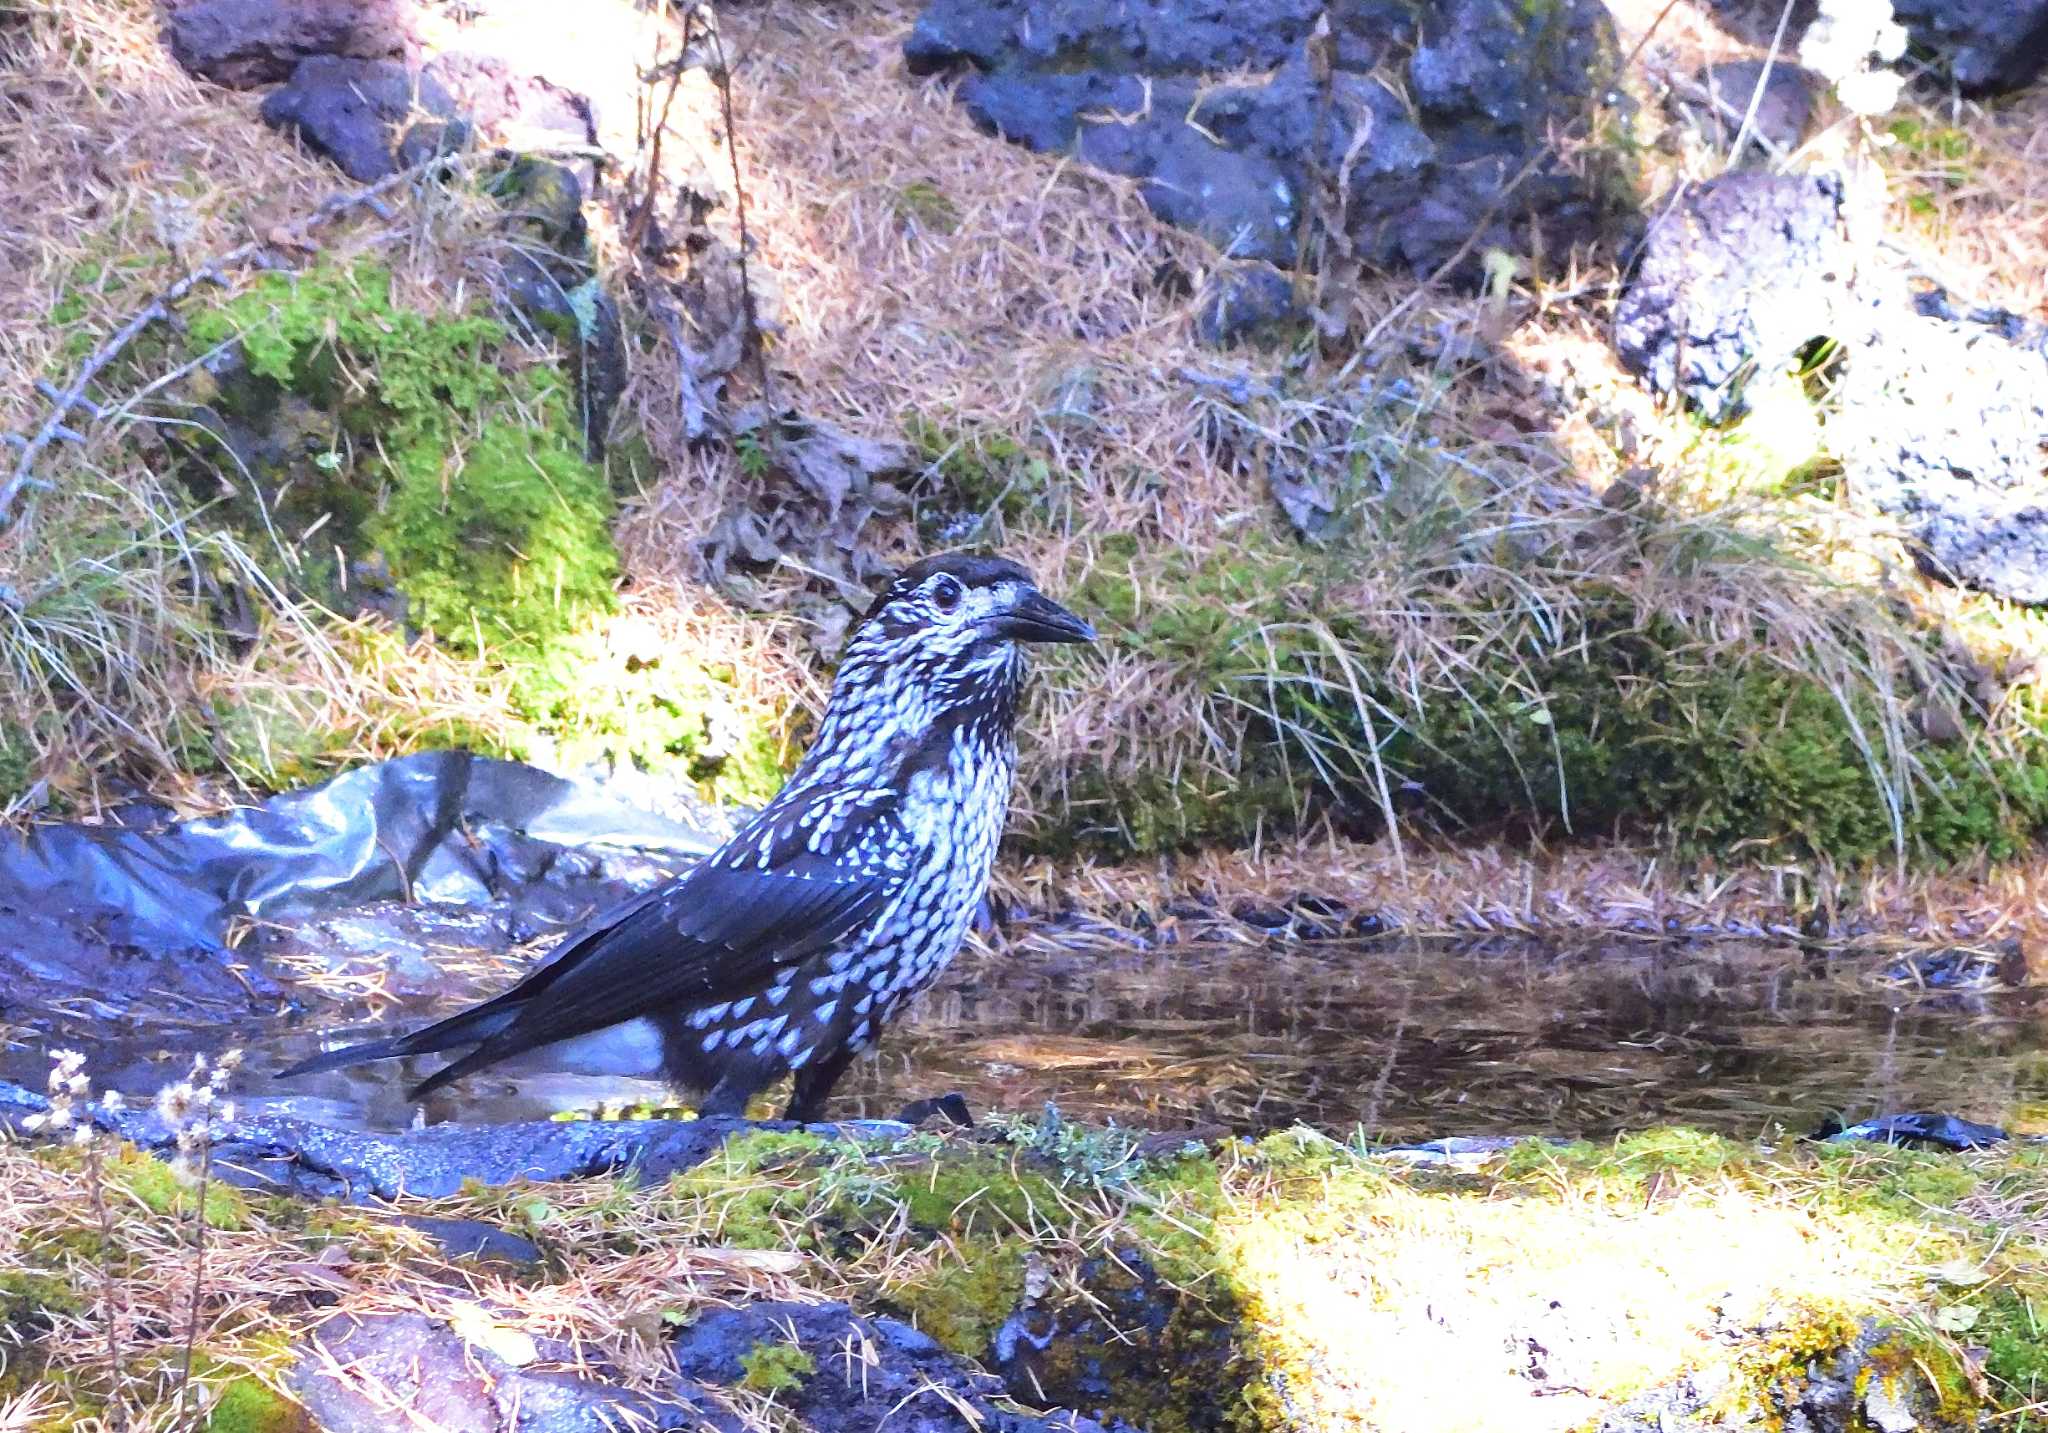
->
left=14, top=932, right=2048, bottom=1140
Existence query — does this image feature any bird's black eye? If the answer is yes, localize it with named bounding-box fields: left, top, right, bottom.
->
left=930, top=576, right=963, bottom=612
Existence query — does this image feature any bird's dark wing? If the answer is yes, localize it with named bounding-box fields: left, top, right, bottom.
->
left=404, top=783, right=912, bottom=1094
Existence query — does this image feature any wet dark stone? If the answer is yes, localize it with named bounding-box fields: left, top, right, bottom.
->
left=163, top=0, right=417, bottom=89
left=0, top=1078, right=758, bottom=1201
left=293, top=1311, right=734, bottom=1433
left=1891, top=0, right=2048, bottom=93
left=674, top=1300, right=1113, bottom=1433
left=259, top=56, right=454, bottom=182
left=392, top=1215, right=543, bottom=1268
left=1194, top=264, right=1303, bottom=347
left=1818, top=1111, right=2009, bottom=1151
left=1613, top=171, right=1849, bottom=422
left=908, top=0, right=1628, bottom=283
left=1229, top=901, right=1292, bottom=931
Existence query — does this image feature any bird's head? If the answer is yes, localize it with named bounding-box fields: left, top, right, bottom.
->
left=857, top=553, right=1094, bottom=656
left=813, top=554, right=1093, bottom=753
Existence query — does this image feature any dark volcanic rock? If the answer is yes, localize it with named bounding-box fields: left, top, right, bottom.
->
left=1613, top=171, right=1851, bottom=421
left=1830, top=307, right=2048, bottom=604
left=259, top=56, right=453, bottom=182
left=908, top=0, right=1629, bottom=283
left=0, top=1078, right=756, bottom=1201
left=1682, top=59, right=1823, bottom=156
left=672, top=1301, right=1113, bottom=1433
left=293, top=1312, right=737, bottom=1433
left=1891, top=0, right=2048, bottom=93
left=1195, top=263, right=1303, bottom=346
left=164, top=0, right=417, bottom=89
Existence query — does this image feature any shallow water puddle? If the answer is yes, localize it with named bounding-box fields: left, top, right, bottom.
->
left=14, top=921, right=2041, bottom=1141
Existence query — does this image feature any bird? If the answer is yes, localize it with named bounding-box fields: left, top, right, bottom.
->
left=278, top=553, right=1094, bottom=1122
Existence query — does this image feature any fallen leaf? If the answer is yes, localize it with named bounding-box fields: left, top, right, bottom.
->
left=449, top=1302, right=538, bottom=1367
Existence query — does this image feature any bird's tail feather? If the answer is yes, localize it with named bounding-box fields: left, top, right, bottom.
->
left=274, top=1005, right=520, bottom=1080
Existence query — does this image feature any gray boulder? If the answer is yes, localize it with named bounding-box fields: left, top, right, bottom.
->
left=1831, top=307, right=2048, bottom=605
left=906, top=0, right=1630, bottom=283
left=163, top=0, right=416, bottom=90
left=293, top=1312, right=739, bottom=1433
left=1613, top=172, right=1852, bottom=421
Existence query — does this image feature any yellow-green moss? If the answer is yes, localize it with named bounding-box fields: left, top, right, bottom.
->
left=108, top=1147, right=250, bottom=1230
left=187, top=261, right=617, bottom=660
left=203, top=1377, right=311, bottom=1433
left=887, top=1240, right=1026, bottom=1357
left=737, top=1339, right=815, bottom=1394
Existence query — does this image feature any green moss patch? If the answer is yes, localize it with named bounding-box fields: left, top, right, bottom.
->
left=737, top=1339, right=816, bottom=1394
left=186, top=261, right=617, bottom=657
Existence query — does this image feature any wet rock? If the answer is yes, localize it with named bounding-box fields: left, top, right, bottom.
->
left=1599, top=1318, right=1974, bottom=1432
left=0, top=1078, right=758, bottom=1200
left=1613, top=171, right=1851, bottom=421
left=1818, top=1111, right=2008, bottom=1151
left=1828, top=307, right=2048, bottom=605
left=1195, top=264, right=1303, bottom=347
left=1890, top=0, right=2048, bottom=93
left=259, top=56, right=454, bottom=182
left=163, top=0, right=417, bottom=90
left=392, top=1215, right=543, bottom=1269
left=292, top=1311, right=734, bottom=1433
left=907, top=0, right=1627, bottom=283
left=673, top=1300, right=1111, bottom=1433
left=989, top=1250, right=1249, bottom=1431
left=1676, top=59, right=1823, bottom=157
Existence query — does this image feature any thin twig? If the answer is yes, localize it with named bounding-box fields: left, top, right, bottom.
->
left=86, top=1140, right=124, bottom=1433
left=701, top=8, right=771, bottom=409
left=1, top=151, right=470, bottom=530
left=173, top=1133, right=213, bottom=1430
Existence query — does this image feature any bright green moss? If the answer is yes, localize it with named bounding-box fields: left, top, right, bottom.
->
left=888, top=1240, right=1026, bottom=1357
left=737, top=1339, right=815, bottom=1394
left=187, top=262, right=617, bottom=657
left=109, top=1147, right=250, bottom=1230
left=203, top=1377, right=310, bottom=1433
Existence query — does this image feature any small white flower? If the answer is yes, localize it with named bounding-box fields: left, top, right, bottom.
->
left=1836, top=67, right=1906, bottom=115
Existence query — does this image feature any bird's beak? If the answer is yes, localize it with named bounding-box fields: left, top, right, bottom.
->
left=991, top=588, right=1095, bottom=644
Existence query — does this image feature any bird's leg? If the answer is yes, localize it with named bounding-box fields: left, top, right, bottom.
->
left=697, top=1067, right=769, bottom=1119
left=782, top=1048, right=858, bottom=1124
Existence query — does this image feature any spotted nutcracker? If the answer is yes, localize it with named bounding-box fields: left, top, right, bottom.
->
left=279, top=554, right=1094, bottom=1121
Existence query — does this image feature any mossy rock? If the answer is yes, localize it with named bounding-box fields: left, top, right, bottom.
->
left=184, top=261, right=617, bottom=657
